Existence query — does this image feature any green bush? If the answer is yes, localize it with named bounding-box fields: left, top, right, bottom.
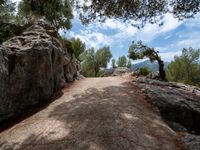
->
left=60, top=38, right=74, bottom=55
left=166, top=48, right=200, bottom=87
left=139, top=67, right=151, bottom=76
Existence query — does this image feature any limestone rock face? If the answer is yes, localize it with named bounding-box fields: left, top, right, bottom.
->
left=0, top=21, right=81, bottom=122
left=183, top=134, right=200, bottom=150
left=133, top=77, right=200, bottom=134
left=64, top=54, right=81, bottom=82
left=133, top=77, right=200, bottom=149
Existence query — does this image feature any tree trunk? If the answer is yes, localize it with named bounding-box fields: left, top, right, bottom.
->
left=158, top=60, right=166, bottom=80
left=94, top=67, right=99, bottom=77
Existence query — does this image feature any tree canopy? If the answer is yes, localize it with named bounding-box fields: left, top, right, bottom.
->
left=127, top=60, right=132, bottom=69
left=70, top=38, right=86, bottom=60
left=80, top=46, right=112, bottom=77
left=73, top=0, right=200, bottom=27
left=129, top=41, right=165, bottom=80
left=0, top=0, right=19, bottom=43
left=0, top=0, right=15, bottom=23
left=129, top=41, right=161, bottom=62
left=18, top=0, right=73, bottom=30
left=112, top=59, right=117, bottom=68
left=167, top=47, right=200, bottom=86
left=117, top=56, right=128, bottom=67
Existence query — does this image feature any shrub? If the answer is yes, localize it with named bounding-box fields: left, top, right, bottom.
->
left=139, top=67, right=151, bottom=76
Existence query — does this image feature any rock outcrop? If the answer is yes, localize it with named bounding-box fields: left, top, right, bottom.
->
left=133, top=77, right=200, bottom=133
left=0, top=20, right=81, bottom=122
left=183, top=134, right=200, bottom=150
left=102, top=67, right=131, bottom=77
left=133, top=77, right=200, bottom=150
left=112, top=67, right=131, bottom=76
left=64, top=54, right=81, bottom=82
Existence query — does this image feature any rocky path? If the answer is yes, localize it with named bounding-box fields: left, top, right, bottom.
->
left=0, top=76, right=184, bottom=150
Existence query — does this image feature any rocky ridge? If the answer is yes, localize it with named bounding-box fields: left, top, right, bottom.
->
left=133, top=77, right=200, bottom=150
left=0, top=20, right=81, bottom=123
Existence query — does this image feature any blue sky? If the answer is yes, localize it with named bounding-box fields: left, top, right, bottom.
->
left=13, top=0, right=200, bottom=63
left=60, top=13, right=200, bottom=63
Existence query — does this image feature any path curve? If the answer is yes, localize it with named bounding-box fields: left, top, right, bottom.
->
left=0, top=76, right=184, bottom=150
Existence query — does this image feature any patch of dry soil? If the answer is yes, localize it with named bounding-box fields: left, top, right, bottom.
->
left=0, top=76, right=185, bottom=150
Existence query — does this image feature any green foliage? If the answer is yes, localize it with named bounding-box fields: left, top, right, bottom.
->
left=0, top=0, right=15, bottom=22
left=117, top=56, right=127, bottom=67
left=70, top=38, right=86, bottom=60
left=60, top=38, right=74, bottom=55
left=80, top=46, right=112, bottom=77
left=73, top=0, right=200, bottom=27
left=172, top=0, right=200, bottom=20
left=16, top=0, right=34, bottom=25
left=129, top=41, right=160, bottom=62
left=95, top=46, right=113, bottom=68
left=129, top=41, right=165, bottom=80
left=18, top=0, right=73, bottom=30
left=112, top=59, right=116, bottom=68
left=127, top=60, right=132, bottom=68
left=0, top=0, right=19, bottom=43
left=167, top=48, right=200, bottom=87
left=115, top=56, right=132, bottom=68
left=139, top=67, right=151, bottom=76
left=0, top=23, right=17, bottom=43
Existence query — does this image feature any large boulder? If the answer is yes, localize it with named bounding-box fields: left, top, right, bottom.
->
left=0, top=21, right=81, bottom=122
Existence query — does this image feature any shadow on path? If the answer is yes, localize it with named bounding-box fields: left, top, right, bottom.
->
left=0, top=81, right=184, bottom=150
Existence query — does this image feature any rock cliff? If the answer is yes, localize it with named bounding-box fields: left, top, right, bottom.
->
left=0, top=20, right=81, bottom=122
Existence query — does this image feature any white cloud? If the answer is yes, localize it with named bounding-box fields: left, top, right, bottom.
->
left=63, top=18, right=138, bottom=49
left=177, top=39, right=200, bottom=49
left=184, top=14, right=200, bottom=28
left=136, top=13, right=183, bottom=42
left=69, top=31, right=113, bottom=48
left=160, top=51, right=182, bottom=61
left=59, top=6, right=200, bottom=62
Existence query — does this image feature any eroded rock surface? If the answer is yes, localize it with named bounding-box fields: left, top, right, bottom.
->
left=102, top=67, right=131, bottom=77
left=133, top=77, right=200, bottom=150
left=183, top=134, right=200, bottom=150
left=0, top=20, right=81, bottom=122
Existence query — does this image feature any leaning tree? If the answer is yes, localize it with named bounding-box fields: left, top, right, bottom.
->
left=129, top=41, right=166, bottom=80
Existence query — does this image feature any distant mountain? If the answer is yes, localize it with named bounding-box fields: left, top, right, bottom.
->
left=131, top=60, right=170, bottom=72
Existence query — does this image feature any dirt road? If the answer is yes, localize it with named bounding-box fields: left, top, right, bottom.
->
left=0, top=76, right=184, bottom=150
